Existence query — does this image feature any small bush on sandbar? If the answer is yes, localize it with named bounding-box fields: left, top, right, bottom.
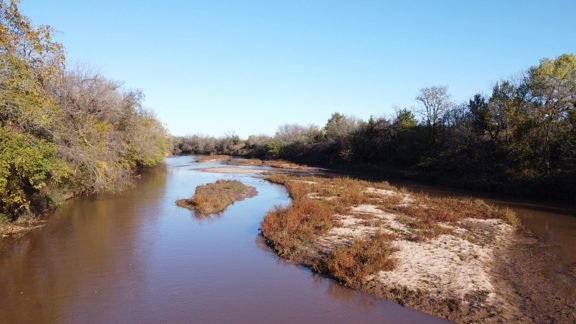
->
left=326, top=231, right=398, bottom=286
left=261, top=199, right=336, bottom=257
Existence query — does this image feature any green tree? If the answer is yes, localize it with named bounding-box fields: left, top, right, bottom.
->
left=0, top=127, right=69, bottom=217
left=527, top=54, right=576, bottom=171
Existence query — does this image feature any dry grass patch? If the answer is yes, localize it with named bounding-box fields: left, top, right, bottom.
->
left=261, top=199, right=337, bottom=258
left=176, top=180, right=256, bottom=215
left=226, top=158, right=265, bottom=166
left=228, top=158, right=317, bottom=170
left=261, top=174, right=399, bottom=271
left=326, top=231, right=398, bottom=286
left=261, top=175, right=374, bottom=258
left=264, top=159, right=314, bottom=169
left=378, top=192, right=519, bottom=241
left=195, top=155, right=230, bottom=163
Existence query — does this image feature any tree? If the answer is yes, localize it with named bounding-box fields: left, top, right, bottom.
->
left=393, top=108, right=417, bottom=128
left=0, top=0, right=65, bottom=84
left=527, top=54, right=576, bottom=171
left=415, top=86, right=453, bottom=128
left=324, top=112, right=360, bottom=143
left=468, top=94, right=489, bottom=137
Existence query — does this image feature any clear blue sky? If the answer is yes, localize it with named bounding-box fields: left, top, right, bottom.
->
left=20, top=0, right=576, bottom=138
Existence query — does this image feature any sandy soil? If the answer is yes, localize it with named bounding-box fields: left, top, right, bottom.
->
left=194, top=155, right=230, bottom=162
left=267, top=180, right=576, bottom=323
left=194, top=167, right=269, bottom=174
left=227, top=158, right=320, bottom=170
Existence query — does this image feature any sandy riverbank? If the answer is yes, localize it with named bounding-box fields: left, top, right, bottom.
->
left=195, top=167, right=269, bottom=174
left=260, top=174, right=576, bottom=323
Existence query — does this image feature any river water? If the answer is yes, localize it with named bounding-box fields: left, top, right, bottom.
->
left=0, top=156, right=448, bottom=323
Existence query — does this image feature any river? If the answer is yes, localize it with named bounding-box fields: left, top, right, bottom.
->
left=0, top=156, right=449, bottom=323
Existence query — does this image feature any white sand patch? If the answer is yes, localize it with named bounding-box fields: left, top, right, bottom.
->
left=372, top=220, right=514, bottom=303
left=366, top=187, right=397, bottom=196
left=316, top=204, right=408, bottom=249
left=319, top=213, right=379, bottom=246
left=312, top=199, right=516, bottom=308
left=366, top=187, right=414, bottom=205
left=351, top=204, right=411, bottom=233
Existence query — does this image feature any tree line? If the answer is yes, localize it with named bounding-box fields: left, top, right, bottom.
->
left=175, top=53, right=576, bottom=201
left=0, top=1, right=169, bottom=223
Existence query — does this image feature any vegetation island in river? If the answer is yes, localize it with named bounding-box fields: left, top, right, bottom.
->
left=176, top=180, right=257, bottom=215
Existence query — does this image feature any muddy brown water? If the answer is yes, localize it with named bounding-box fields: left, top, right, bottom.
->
left=2, top=157, right=575, bottom=323
left=0, top=156, right=448, bottom=324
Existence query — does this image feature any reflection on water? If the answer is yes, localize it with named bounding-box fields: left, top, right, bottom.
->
left=0, top=163, right=167, bottom=323
left=0, top=156, right=447, bottom=324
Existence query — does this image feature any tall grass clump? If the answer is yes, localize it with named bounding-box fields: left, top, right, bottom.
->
left=326, top=231, right=398, bottom=286
left=261, top=199, right=336, bottom=258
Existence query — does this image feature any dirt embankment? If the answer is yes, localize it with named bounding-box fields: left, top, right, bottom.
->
left=0, top=216, right=46, bottom=239
left=260, top=174, right=576, bottom=323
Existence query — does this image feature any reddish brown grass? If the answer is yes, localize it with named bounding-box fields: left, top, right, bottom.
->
left=261, top=175, right=376, bottom=257
left=176, top=180, right=256, bottom=215
left=326, top=231, right=398, bottom=286
left=378, top=192, right=518, bottom=240
left=261, top=199, right=336, bottom=257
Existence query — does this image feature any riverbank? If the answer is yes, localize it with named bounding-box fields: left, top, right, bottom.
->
left=225, top=158, right=320, bottom=170
left=0, top=215, right=46, bottom=238
left=260, top=174, right=576, bottom=323
left=296, top=159, right=576, bottom=204
left=0, top=169, right=155, bottom=240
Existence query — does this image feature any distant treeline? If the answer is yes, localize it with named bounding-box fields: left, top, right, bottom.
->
left=175, top=53, right=576, bottom=201
left=0, top=1, right=169, bottom=222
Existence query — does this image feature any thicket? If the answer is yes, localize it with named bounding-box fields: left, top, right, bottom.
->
left=0, top=1, right=169, bottom=221
left=175, top=54, right=576, bottom=201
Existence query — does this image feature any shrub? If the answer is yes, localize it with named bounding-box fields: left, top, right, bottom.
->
left=261, top=199, right=336, bottom=257
left=326, top=231, right=397, bottom=286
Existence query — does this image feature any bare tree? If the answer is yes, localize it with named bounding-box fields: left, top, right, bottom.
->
left=415, top=86, right=453, bottom=128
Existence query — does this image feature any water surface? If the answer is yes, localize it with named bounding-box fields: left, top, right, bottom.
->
left=0, top=156, right=447, bottom=323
